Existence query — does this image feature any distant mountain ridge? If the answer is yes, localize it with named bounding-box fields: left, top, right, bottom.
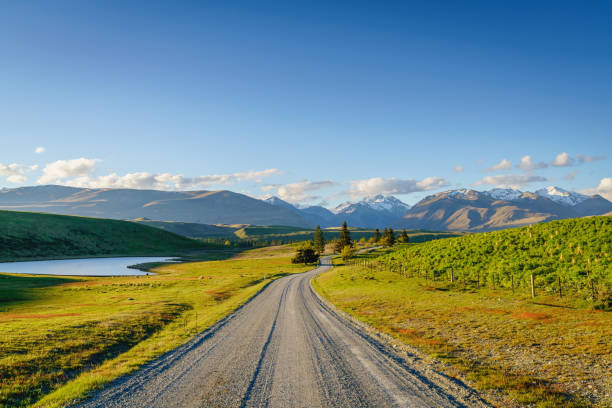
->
left=1, top=185, right=609, bottom=231
left=0, top=186, right=313, bottom=227
left=397, top=187, right=612, bottom=231
left=265, top=194, right=409, bottom=228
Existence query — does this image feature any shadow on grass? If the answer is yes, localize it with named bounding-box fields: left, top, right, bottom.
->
left=0, top=273, right=82, bottom=304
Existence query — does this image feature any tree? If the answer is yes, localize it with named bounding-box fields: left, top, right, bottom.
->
left=340, top=245, right=356, bottom=261
left=313, top=225, right=325, bottom=254
left=397, top=229, right=409, bottom=243
left=373, top=228, right=381, bottom=243
left=381, top=227, right=395, bottom=247
left=291, top=243, right=320, bottom=264
left=338, top=221, right=352, bottom=249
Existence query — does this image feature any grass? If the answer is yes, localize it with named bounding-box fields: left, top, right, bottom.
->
left=313, top=257, right=611, bottom=407
left=0, top=245, right=312, bottom=408
left=0, top=210, right=203, bottom=262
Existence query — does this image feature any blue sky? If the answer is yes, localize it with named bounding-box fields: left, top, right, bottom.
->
left=1, top=1, right=611, bottom=205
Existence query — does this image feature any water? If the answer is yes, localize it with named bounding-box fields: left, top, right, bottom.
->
left=0, top=257, right=175, bottom=276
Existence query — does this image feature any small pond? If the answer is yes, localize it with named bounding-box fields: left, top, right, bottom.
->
left=0, top=257, right=176, bottom=276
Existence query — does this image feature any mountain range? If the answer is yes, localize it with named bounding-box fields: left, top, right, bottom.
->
left=0, top=185, right=610, bottom=231
left=0, top=185, right=312, bottom=227
left=397, top=188, right=612, bottom=231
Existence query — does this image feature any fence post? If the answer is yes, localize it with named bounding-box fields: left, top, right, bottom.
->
left=530, top=273, right=535, bottom=298
left=450, top=268, right=454, bottom=283
left=558, top=276, right=562, bottom=299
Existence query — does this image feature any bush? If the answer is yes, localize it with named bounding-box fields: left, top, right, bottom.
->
left=340, top=245, right=356, bottom=261
left=291, top=246, right=320, bottom=264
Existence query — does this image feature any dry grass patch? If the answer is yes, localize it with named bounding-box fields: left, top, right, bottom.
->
left=313, top=264, right=611, bottom=407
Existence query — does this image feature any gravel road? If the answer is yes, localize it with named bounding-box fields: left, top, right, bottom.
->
left=78, top=257, right=488, bottom=408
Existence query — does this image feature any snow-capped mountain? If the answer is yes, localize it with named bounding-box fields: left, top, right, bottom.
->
left=266, top=195, right=410, bottom=228
left=363, top=195, right=411, bottom=212
left=331, top=195, right=411, bottom=228
left=534, top=186, right=589, bottom=206
left=333, top=195, right=409, bottom=215
left=398, top=186, right=612, bottom=232
left=485, top=188, right=523, bottom=201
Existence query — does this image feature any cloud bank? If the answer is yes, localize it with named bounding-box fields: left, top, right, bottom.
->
left=263, top=180, right=336, bottom=203
left=348, top=176, right=449, bottom=197
left=36, top=158, right=281, bottom=190
left=0, top=163, right=38, bottom=184
left=581, top=177, right=612, bottom=201
left=474, top=174, right=547, bottom=189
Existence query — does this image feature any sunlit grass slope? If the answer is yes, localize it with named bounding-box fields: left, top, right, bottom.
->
left=314, top=217, right=611, bottom=408
left=0, top=246, right=311, bottom=408
left=0, top=210, right=203, bottom=261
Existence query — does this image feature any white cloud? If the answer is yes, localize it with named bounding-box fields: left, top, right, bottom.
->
left=38, top=158, right=99, bottom=184
left=348, top=176, right=449, bottom=198
left=194, top=168, right=282, bottom=186
left=580, top=177, right=612, bottom=201
left=35, top=146, right=46, bottom=154
left=485, top=159, right=511, bottom=172
left=0, top=163, right=37, bottom=183
left=474, top=174, right=547, bottom=189
left=517, top=155, right=548, bottom=171
left=49, top=165, right=283, bottom=191
left=455, top=165, right=464, bottom=173
left=551, top=152, right=574, bottom=167
left=263, top=179, right=336, bottom=203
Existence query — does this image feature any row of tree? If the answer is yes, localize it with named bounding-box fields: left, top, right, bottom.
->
left=292, top=221, right=412, bottom=264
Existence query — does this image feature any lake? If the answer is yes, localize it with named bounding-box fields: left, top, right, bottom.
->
left=0, top=257, right=175, bottom=276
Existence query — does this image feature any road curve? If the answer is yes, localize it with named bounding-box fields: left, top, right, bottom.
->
left=78, top=257, right=485, bottom=408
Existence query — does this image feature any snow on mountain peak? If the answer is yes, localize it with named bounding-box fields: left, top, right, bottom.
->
left=333, top=195, right=410, bottom=214
left=534, top=186, right=589, bottom=206
left=485, top=188, right=523, bottom=201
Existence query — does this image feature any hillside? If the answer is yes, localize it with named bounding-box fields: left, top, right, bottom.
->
left=0, top=210, right=204, bottom=261
left=0, top=186, right=312, bottom=227
left=380, top=215, right=611, bottom=306
left=314, top=218, right=612, bottom=407
left=133, top=219, right=239, bottom=238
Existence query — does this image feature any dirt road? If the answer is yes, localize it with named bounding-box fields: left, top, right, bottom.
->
left=79, top=257, right=486, bottom=407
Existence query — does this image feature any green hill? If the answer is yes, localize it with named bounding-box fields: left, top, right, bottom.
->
left=377, top=216, right=611, bottom=306
left=0, top=211, right=204, bottom=261
left=133, top=219, right=239, bottom=238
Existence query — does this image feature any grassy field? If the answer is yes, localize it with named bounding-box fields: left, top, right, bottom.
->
left=314, top=236, right=611, bottom=407
left=0, top=211, right=203, bottom=262
left=0, top=246, right=312, bottom=408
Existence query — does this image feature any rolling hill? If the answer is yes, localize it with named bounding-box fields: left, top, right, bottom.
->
left=0, top=186, right=312, bottom=227
left=0, top=210, right=203, bottom=261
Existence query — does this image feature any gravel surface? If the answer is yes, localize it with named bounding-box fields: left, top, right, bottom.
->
left=77, top=257, right=488, bottom=408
